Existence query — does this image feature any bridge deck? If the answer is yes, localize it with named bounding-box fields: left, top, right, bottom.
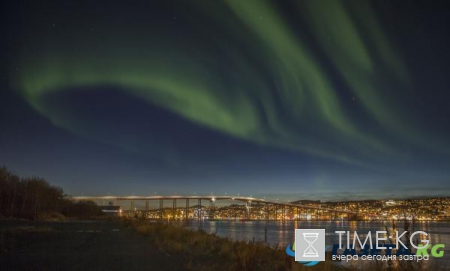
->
left=72, top=195, right=356, bottom=214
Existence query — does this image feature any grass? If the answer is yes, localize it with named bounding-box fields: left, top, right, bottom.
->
left=126, top=220, right=342, bottom=271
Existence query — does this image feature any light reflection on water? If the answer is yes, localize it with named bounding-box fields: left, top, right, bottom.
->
left=186, top=220, right=450, bottom=268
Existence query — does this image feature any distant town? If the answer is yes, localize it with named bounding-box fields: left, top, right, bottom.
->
left=301, top=197, right=450, bottom=221
left=98, top=197, right=450, bottom=221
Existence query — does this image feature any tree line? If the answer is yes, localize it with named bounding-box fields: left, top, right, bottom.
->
left=0, top=167, right=102, bottom=219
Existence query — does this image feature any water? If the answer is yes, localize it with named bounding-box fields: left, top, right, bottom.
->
left=186, top=220, right=450, bottom=268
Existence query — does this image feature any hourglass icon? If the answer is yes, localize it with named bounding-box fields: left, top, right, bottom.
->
left=302, top=232, right=319, bottom=257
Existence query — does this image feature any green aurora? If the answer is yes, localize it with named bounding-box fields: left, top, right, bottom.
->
left=12, top=0, right=448, bottom=167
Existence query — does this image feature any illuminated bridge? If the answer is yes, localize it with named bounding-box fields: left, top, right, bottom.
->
left=72, top=195, right=359, bottom=221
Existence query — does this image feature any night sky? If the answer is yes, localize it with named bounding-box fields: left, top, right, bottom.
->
left=1, top=0, right=450, bottom=200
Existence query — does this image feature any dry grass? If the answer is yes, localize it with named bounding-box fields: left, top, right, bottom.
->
left=37, top=212, right=66, bottom=221
left=127, top=220, right=343, bottom=271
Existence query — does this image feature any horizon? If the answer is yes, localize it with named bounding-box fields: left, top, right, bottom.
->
left=4, top=166, right=449, bottom=202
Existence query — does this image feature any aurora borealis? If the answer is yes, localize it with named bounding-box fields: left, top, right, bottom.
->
left=2, top=0, right=450, bottom=199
